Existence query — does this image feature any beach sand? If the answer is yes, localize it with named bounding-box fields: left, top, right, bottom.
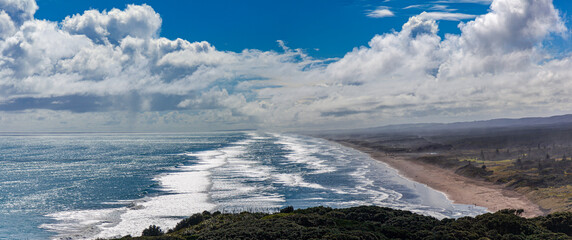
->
left=338, top=142, right=545, bottom=218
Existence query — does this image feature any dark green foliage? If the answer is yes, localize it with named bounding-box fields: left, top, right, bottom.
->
left=322, top=232, right=362, bottom=240
left=121, top=206, right=572, bottom=240
left=142, top=225, right=164, bottom=236
left=280, top=205, right=294, bottom=213
left=539, top=212, right=572, bottom=236
left=456, top=162, right=493, bottom=178
left=170, top=212, right=206, bottom=233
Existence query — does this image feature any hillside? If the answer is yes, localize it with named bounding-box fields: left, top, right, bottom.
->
left=114, top=206, right=572, bottom=239
left=319, top=114, right=572, bottom=213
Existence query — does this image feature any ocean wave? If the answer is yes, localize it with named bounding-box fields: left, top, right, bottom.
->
left=40, top=132, right=487, bottom=239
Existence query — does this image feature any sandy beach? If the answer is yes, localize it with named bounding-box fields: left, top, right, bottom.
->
left=338, top=142, right=545, bottom=218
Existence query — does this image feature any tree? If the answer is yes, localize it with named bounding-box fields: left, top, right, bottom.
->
left=281, top=206, right=294, bottom=213
left=542, top=212, right=572, bottom=235
left=171, top=213, right=205, bottom=232
left=142, top=225, right=164, bottom=236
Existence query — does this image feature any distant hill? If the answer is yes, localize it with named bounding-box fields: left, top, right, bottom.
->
left=316, top=114, right=572, bottom=137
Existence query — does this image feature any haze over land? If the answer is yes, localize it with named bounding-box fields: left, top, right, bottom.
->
left=0, top=0, right=571, bottom=132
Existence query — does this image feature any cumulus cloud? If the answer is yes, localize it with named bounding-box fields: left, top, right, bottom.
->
left=254, top=0, right=569, bottom=128
left=0, top=0, right=37, bottom=25
left=455, top=0, right=565, bottom=54
left=0, top=0, right=570, bottom=131
left=62, top=4, right=161, bottom=45
left=0, top=10, right=16, bottom=39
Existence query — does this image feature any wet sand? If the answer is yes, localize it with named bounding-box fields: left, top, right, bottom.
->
left=338, top=141, right=545, bottom=218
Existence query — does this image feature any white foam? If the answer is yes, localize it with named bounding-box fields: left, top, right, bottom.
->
left=42, top=208, right=123, bottom=239
left=207, top=133, right=286, bottom=211
left=43, top=192, right=216, bottom=239
left=247, top=132, right=271, bottom=140
left=43, top=133, right=488, bottom=239
left=43, top=136, right=254, bottom=239
left=275, top=135, right=337, bottom=174
left=274, top=173, right=326, bottom=190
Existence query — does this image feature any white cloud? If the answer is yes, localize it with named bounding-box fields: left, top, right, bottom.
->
left=454, top=0, right=565, bottom=54
left=62, top=4, right=161, bottom=45
left=177, top=88, right=246, bottom=110
left=403, top=5, right=423, bottom=10
left=366, top=7, right=395, bottom=18
left=0, top=10, right=16, bottom=39
left=252, top=0, right=569, bottom=128
left=429, top=5, right=453, bottom=11
left=0, top=0, right=37, bottom=25
left=404, top=4, right=457, bottom=12
left=418, top=12, right=476, bottom=21
left=434, top=0, right=493, bottom=4
left=0, top=0, right=570, bottom=131
left=402, top=4, right=475, bottom=22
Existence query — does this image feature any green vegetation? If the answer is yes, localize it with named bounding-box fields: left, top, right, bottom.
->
left=114, top=206, right=572, bottom=240
left=426, top=144, right=572, bottom=213
left=332, top=126, right=572, bottom=213
left=142, top=225, right=164, bottom=236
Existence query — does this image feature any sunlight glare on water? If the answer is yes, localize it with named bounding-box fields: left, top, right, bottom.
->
left=0, top=132, right=486, bottom=239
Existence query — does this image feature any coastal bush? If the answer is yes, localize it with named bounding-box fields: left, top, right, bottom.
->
left=280, top=205, right=294, bottom=213
left=120, top=206, right=572, bottom=240
left=540, top=212, right=572, bottom=236
left=322, top=232, right=361, bottom=240
left=142, top=225, right=164, bottom=236
left=170, top=213, right=205, bottom=233
left=325, top=210, right=346, bottom=219
left=456, top=162, right=493, bottom=178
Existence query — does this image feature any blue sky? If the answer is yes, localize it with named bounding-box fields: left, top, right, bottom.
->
left=35, top=0, right=498, bottom=58
left=1, top=0, right=572, bottom=132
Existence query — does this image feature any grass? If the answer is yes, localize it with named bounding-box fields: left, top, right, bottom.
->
left=445, top=151, right=572, bottom=213
left=526, top=186, right=572, bottom=212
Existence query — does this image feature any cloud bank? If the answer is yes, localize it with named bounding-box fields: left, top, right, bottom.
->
left=0, top=0, right=569, bottom=131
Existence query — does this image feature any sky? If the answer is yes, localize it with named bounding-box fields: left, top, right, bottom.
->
left=0, top=0, right=571, bottom=132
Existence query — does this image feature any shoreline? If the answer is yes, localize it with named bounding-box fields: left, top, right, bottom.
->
left=335, top=141, right=545, bottom=218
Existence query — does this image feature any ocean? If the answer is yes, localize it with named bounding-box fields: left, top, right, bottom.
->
left=0, top=132, right=487, bottom=239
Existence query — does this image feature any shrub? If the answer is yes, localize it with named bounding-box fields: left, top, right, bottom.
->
left=171, top=213, right=204, bottom=232
left=142, top=225, right=163, bottom=236
left=280, top=206, right=294, bottom=213
left=541, top=212, right=572, bottom=236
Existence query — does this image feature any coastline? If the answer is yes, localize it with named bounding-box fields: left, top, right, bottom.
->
left=335, top=141, right=545, bottom=218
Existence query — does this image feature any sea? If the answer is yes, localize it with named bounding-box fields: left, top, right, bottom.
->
left=0, top=132, right=487, bottom=239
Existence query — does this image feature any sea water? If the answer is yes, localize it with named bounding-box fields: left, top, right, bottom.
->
left=0, top=132, right=487, bottom=239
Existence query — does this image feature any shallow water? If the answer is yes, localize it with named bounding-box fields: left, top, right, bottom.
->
left=0, top=132, right=486, bottom=239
